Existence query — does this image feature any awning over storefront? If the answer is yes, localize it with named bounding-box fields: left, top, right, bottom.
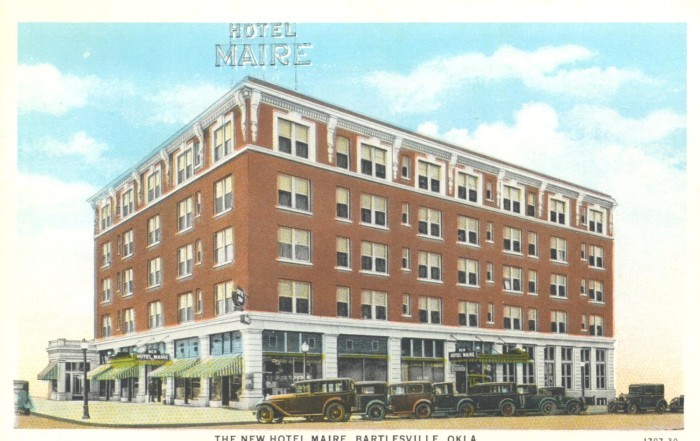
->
left=37, top=362, right=58, bottom=381
left=87, top=364, right=112, bottom=380
left=100, top=364, right=139, bottom=380
left=149, top=358, right=200, bottom=378
left=449, top=352, right=530, bottom=364
left=180, top=355, right=242, bottom=378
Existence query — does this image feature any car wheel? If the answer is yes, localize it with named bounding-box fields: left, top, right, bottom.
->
left=500, top=401, right=516, bottom=417
left=415, top=403, right=432, bottom=419
left=256, top=404, right=275, bottom=424
left=540, top=400, right=557, bottom=416
left=366, top=403, right=386, bottom=421
left=607, top=402, right=617, bottom=413
left=458, top=402, right=476, bottom=417
left=566, top=401, right=582, bottom=415
left=655, top=402, right=666, bottom=414
left=325, top=402, right=346, bottom=422
left=627, top=403, right=639, bottom=414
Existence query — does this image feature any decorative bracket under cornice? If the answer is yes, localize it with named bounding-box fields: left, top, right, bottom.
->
left=194, top=122, right=204, bottom=146
left=448, top=154, right=458, bottom=194
left=250, top=90, right=262, bottom=143
left=131, top=171, right=142, bottom=204
left=538, top=181, right=547, bottom=218
left=160, top=150, right=170, bottom=184
left=327, top=116, right=338, bottom=163
left=392, top=137, right=402, bottom=180
left=235, top=90, right=248, bottom=142
left=496, top=169, right=506, bottom=208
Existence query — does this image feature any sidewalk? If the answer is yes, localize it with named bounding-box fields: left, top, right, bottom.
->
left=29, top=396, right=258, bottom=427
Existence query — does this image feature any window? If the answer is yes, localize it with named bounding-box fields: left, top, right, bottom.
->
left=214, top=175, right=233, bottom=214
left=360, top=144, right=387, bottom=179
left=581, top=243, right=587, bottom=260
left=336, top=136, right=350, bottom=169
left=596, top=349, right=607, bottom=388
left=336, top=187, right=350, bottom=220
left=148, top=257, right=162, bottom=288
left=278, top=280, right=310, bottom=314
left=550, top=274, right=568, bottom=298
left=361, top=194, right=387, bottom=227
left=458, top=302, right=479, bottom=327
left=401, top=248, right=410, bottom=270
left=581, top=349, right=591, bottom=389
left=278, top=175, right=310, bottom=212
left=458, top=258, right=479, bottom=286
left=527, top=232, right=537, bottom=257
left=148, top=301, right=163, bottom=328
left=502, top=344, right=517, bottom=382
left=122, top=268, right=133, bottom=296
left=544, top=346, right=555, bottom=387
left=503, top=227, right=522, bottom=253
left=581, top=314, right=588, bottom=332
left=361, top=242, right=388, bottom=274
left=486, top=222, right=493, bottom=242
left=551, top=311, right=567, bottom=334
left=213, top=228, right=234, bottom=265
left=178, top=197, right=194, bottom=232
left=418, top=207, right=442, bottom=238
left=402, top=294, right=411, bottom=316
left=177, top=149, right=194, bottom=184
left=526, top=192, right=536, bottom=217
left=100, top=203, right=112, bottom=230
left=213, top=121, right=233, bottom=162
left=194, top=141, right=203, bottom=168
left=278, top=227, right=311, bottom=263
left=122, top=308, right=135, bottom=334
left=523, top=345, right=535, bottom=384
left=178, top=244, right=194, bottom=277
left=418, top=251, right=442, bottom=281
left=147, top=168, right=162, bottom=202
left=215, top=281, right=235, bottom=315
left=502, top=185, right=521, bottom=213
left=401, top=156, right=410, bottom=179
left=147, top=216, right=161, bottom=246
left=457, top=172, right=479, bottom=202
left=589, top=209, right=604, bottom=233
left=487, top=303, right=494, bottom=323
left=580, top=279, right=587, bottom=296
left=457, top=216, right=479, bottom=245
left=101, top=242, right=112, bottom=267
left=101, top=315, right=112, bottom=337
left=361, top=290, right=387, bottom=320
left=401, top=203, right=410, bottom=225
left=528, top=308, right=538, bottom=331
left=196, top=192, right=202, bottom=217
left=195, top=239, right=202, bottom=264
left=486, top=182, right=493, bottom=201
left=337, top=287, right=350, bottom=317
left=503, top=305, right=522, bottom=330
left=122, top=230, right=134, bottom=257
left=528, top=270, right=538, bottom=294
left=278, top=118, right=309, bottom=158
left=417, top=161, right=442, bottom=193
left=588, top=280, right=604, bottom=303
left=549, top=198, right=567, bottom=225
left=589, top=245, right=604, bottom=268
left=589, top=315, right=604, bottom=336
left=419, top=296, right=442, bottom=324
left=336, top=237, right=350, bottom=269
left=121, top=189, right=134, bottom=218
left=502, top=266, right=522, bottom=292
left=178, top=293, right=194, bottom=323
left=101, top=278, right=112, bottom=303
left=550, top=237, right=567, bottom=262
left=561, top=347, right=573, bottom=390
left=486, top=262, right=494, bottom=283
left=196, top=289, right=203, bottom=314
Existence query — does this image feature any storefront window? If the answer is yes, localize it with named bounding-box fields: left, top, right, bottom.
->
left=175, top=378, right=200, bottom=402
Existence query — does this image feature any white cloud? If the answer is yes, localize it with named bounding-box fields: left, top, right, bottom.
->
left=18, top=63, right=101, bottom=115
left=365, top=45, right=649, bottom=113
left=416, top=121, right=440, bottom=137
left=36, top=131, right=109, bottom=163
left=146, top=83, right=228, bottom=125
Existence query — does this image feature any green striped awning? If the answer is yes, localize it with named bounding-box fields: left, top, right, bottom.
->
left=100, top=364, right=139, bottom=380
left=149, top=358, right=200, bottom=378
left=180, top=355, right=242, bottom=378
left=37, top=362, right=58, bottom=381
left=87, top=364, right=112, bottom=380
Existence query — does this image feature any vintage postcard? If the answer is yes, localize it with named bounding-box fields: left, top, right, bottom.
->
left=3, top=1, right=696, bottom=441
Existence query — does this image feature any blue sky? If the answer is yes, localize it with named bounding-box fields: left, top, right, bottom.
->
left=12, top=22, right=689, bottom=400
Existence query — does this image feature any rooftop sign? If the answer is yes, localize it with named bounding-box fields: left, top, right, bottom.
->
left=215, top=23, right=312, bottom=68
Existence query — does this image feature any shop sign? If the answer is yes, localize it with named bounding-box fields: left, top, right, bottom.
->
left=137, top=353, right=170, bottom=361
left=215, top=23, right=312, bottom=67
left=450, top=364, right=466, bottom=372
left=449, top=351, right=477, bottom=360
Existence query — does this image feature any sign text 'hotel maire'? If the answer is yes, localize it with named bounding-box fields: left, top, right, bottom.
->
left=215, top=23, right=312, bottom=68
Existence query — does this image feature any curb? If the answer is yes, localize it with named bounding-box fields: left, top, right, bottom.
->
left=30, top=411, right=258, bottom=428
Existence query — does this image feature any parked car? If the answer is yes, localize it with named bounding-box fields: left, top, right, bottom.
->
left=255, top=378, right=356, bottom=423
left=461, top=382, right=559, bottom=416
left=387, top=381, right=434, bottom=419
left=353, top=381, right=389, bottom=420
left=669, top=395, right=684, bottom=413
left=538, top=386, right=587, bottom=415
left=607, top=384, right=667, bottom=414
left=13, top=380, right=33, bottom=415
left=432, top=382, right=477, bottom=416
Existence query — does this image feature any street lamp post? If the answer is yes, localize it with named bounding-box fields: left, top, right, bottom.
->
left=80, top=339, right=90, bottom=420
left=301, top=341, right=309, bottom=380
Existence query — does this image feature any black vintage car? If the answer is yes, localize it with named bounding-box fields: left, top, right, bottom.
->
left=461, top=382, right=559, bottom=416
left=387, top=381, right=434, bottom=419
left=607, top=383, right=667, bottom=414
left=432, top=382, right=477, bottom=417
left=354, top=381, right=389, bottom=420
left=538, top=386, right=588, bottom=415
left=255, top=378, right=356, bottom=423
left=669, top=395, right=684, bottom=413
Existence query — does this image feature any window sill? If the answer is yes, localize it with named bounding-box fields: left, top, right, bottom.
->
left=122, top=293, right=134, bottom=298
left=213, top=261, right=233, bottom=269
left=528, top=254, right=538, bottom=259
left=588, top=266, right=606, bottom=271
left=457, top=283, right=480, bottom=289
left=146, top=284, right=161, bottom=291
left=401, top=223, right=411, bottom=227
left=146, top=242, right=161, bottom=249
left=122, top=254, right=134, bottom=260
left=503, top=290, right=523, bottom=295
left=589, top=301, right=606, bottom=306
left=177, top=226, right=194, bottom=235
left=277, top=258, right=313, bottom=267
left=177, top=274, right=193, bottom=281
left=335, top=217, right=352, bottom=224
left=418, top=278, right=443, bottom=285
left=550, top=295, right=568, bottom=301
left=359, top=270, right=389, bottom=277
left=503, top=250, right=523, bottom=257
left=401, top=268, right=411, bottom=272
left=213, top=208, right=233, bottom=219
left=276, top=205, right=313, bottom=216
left=335, top=266, right=352, bottom=272
left=457, top=241, right=480, bottom=249
left=360, top=222, right=389, bottom=231
left=417, top=234, right=443, bottom=242
left=551, top=260, right=569, bottom=266
left=527, top=292, right=538, bottom=296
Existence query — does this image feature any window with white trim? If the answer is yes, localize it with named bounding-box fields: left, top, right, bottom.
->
left=121, top=189, right=134, bottom=218
left=147, top=216, right=161, bottom=246
left=503, top=305, right=522, bottom=330
left=418, top=207, right=441, bottom=238
left=194, top=141, right=203, bottom=168
left=336, top=237, right=350, bottom=269
left=361, top=194, right=387, bottom=227
left=177, top=149, right=194, bottom=184
left=588, top=280, right=604, bottom=303
left=101, top=315, right=112, bottom=337
left=278, top=175, right=310, bottom=212
left=528, top=308, right=538, bottom=331
left=486, top=262, right=494, bottom=283
left=561, top=347, right=573, bottom=389
left=101, top=242, right=112, bottom=267
left=337, top=286, right=350, bottom=317
left=502, top=266, right=522, bottom=292
left=196, top=289, right=203, bottom=314
left=503, top=185, right=521, bottom=214
left=361, top=290, right=387, bottom=320
left=402, top=293, right=411, bottom=316
left=213, top=121, right=233, bottom=162
left=148, top=257, right=162, bottom=288
left=596, top=349, right=607, bottom=389
left=360, top=144, right=387, bottom=179
left=503, top=227, right=522, bottom=253
left=122, top=230, right=134, bottom=257
left=336, top=136, right=350, bottom=169
left=486, top=222, right=493, bottom=242
left=177, top=197, right=194, bottom=232
left=458, top=216, right=479, bottom=245
left=122, top=268, right=133, bottom=296
left=551, top=310, right=567, bottom=334
left=195, top=239, right=202, bottom=264
left=196, top=192, right=202, bottom=217
left=361, top=241, right=388, bottom=274
left=215, top=281, right=235, bottom=315
left=178, top=244, right=194, bottom=277
left=549, top=198, right=567, bottom=225
left=486, top=182, right=493, bottom=201
left=101, top=278, right=112, bottom=303
left=100, top=203, right=112, bottom=231
left=550, top=274, right=567, bottom=298
left=278, top=280, right=310, bottom=314
left=419, top=296, right=442, bottom=324
left=336, top=187, right=350, bottom=220
left=418, top=251, right=442, bottom=281
left=487, top=303, right=494, bottom=323
left=178, top=293, right=194, bottom=323
left=528, top=270, right=538, bottom=294
left=401, top=203, right=410, bottom=225
left=278, top=118, right=309, bottom=159
left=122, top=308, right=135, bottom=334
left=589, top=208, right=604, bottom=234
left=418, top=161, right=442, bottom=193
left=214, top=228, right=234, bottom=265
left=278, top=227, right=310, bottom=263
left=401, top=247, right=410, bottom=270
left=459, top=301, right=479, bottom=327
left=581, top=243, right=587, bottom=260
left=214, top=175, right=233, bottom=215
left=550, top=237, right=567, bottom=262
left=458, top=258, right=479, bottom=286
left=148, top=301, right=163, bottom=329
left=457, top=172, right=479, bottom=203
left=401, top=156, right=410, bottom=179
left=589, top=245, right=604, bottom=268
left=147, top=167, right=162, bottom=202
left=526, top=192, right=536, bottom=217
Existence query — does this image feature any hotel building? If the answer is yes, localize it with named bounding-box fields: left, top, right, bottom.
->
left=40, top=77, right=616, bottom=409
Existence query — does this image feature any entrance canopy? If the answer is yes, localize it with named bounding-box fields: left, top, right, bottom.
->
left=180, top=355, right=242, bottom=378
left=149, top=358, right=200, bottom=378
left=87, top=363, right=112, bottom=380
left=37, top=362, right=58, bottom=381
